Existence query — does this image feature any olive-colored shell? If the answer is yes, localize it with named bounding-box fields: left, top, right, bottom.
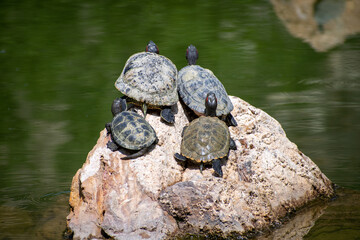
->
left=181, top=116, right=230, bottom=162
left=115, top=52, right=178, bottom=106
left=178, top=65, right=233, bottom=116
left=111, top=111, right=156, bottom=150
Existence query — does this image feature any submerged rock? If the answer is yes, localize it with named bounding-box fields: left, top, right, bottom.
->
left=66, top=96, right=334, bottom=239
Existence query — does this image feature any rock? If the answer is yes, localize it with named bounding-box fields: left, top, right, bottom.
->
left=66, top=96, right=334, bottom=239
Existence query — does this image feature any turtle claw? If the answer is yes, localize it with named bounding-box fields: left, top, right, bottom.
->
left=161, top=108, right=175, bottom=124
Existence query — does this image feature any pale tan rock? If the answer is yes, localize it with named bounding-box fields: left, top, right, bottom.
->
left=66, top=96, right=334, bottom=239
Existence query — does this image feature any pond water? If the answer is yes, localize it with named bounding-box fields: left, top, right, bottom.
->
left=0, top=0, right=359, bottom=239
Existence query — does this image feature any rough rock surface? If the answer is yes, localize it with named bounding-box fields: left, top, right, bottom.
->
left=67, top=96, right=334, bottom=239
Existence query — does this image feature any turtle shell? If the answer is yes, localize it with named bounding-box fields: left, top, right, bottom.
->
left=181, top=116, right=230, bottom=162
left=178, top=65, right=233, bottom=116
left=115, top=52, right=178, bottom=106
left=111, top=111, right=156, bottom=150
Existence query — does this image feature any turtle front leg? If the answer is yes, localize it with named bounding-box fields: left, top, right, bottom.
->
left=121, top=96, right=135, bottom=111
left=105, top=122, right=112, bottom=135
left=174, top=153, right=188, bottom=170
left=142, top=103, right=148, bottom=119
left=160, top=107, right=175, bottom=124
left=212, top=159, right=223, bottom=177
left=225, top=113, right=238, bottom=127
left=181, top=126, right=188, bottom=137
left=230, top=138, right=237, bottom=150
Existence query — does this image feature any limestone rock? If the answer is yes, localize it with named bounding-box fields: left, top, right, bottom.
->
left=66, top=96, right=334, bottom=239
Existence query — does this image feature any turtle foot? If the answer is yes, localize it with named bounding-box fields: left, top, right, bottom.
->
left=121, top=147, right=149, bottom=160
left=212, top=159, right=223, bottom=177
left=230, top=138, right=237, bottom=150
left=161, top=108, right=175, bottom=124
left=174, top=153, right=187, bottom=162
left=107, top=141, right=119, bottom=151
left=105, top=123, right=112, bottom=135
left=226, top=113, right=238, bottom=127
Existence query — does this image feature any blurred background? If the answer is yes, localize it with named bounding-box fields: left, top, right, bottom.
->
left=0, top=0, right=359, bottom=239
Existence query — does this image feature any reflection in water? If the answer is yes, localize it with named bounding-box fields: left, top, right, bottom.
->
left=304, top=188, right=360, bottom=239
left=0, top=193, right=69, bottom=239
left=314, top=0, right=345, bottom=32
left=271, top=0, right=360, bottom=52
left=255, top=188, right=360, bottom=240
left=256, top=198, right=328, bottom=240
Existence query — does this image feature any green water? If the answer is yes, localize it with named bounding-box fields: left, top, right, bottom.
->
left=0, top=0, right=359, bottom=239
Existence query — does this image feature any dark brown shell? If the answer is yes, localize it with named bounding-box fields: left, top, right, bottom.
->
left=111, top=111, right=156, bottom=150
left=181, top=116, right=230, bottom=162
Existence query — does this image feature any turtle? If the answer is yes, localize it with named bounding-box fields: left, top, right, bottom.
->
left=115, top=40, right=178, bottom=124
left=178, top=44, right=237, bottom=127
left=174, top=92, right=237, bottom=177
left=105, top=98, right=158, bottom=160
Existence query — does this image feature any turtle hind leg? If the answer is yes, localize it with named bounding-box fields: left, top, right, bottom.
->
left=212, top=159, right=223, bottom=177
left=121, top=147, right=149, bottom=160
left=107, top=140, right=119, bottom=152
left=160, top=107, right=175, bottom=124
left=122, top=139, right=158, bottom=160
left=174, top=153, right=187, bottom=162
left=200, top=162, right=204, bottom=174
left=226, top=113, right=238, bottom=127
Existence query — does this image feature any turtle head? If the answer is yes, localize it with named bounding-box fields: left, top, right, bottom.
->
left=186, top=45, right=198, bottom=65
left=205, top=92, right=217, bottom=117
left=111, top=98, right=127, bottom=116
left=146, top=40, right=159, bottom=54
